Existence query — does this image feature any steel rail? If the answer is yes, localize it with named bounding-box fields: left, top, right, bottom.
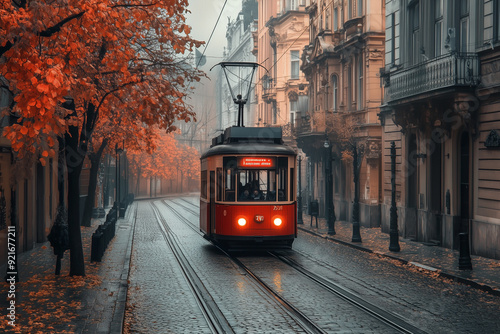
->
left=161, top=199, right=326, bottom=334
left=170, top=198, right=200, bottom=217
left=150, top=202, right=234, bottom=334
left=224, top=252, right=328, bottom=334
left=166, top=197, right=426, bottom=334
left=270, top=252, right=428, bottom=334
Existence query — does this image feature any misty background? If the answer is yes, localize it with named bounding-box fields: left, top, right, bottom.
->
left=181, top=0, right=242, bottom=149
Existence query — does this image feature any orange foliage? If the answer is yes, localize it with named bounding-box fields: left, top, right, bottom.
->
left=323, top=112, right=359, bottom=161
left=1, top=0, right=204, bottom=162
left=127, top=128, right=199, bottom=181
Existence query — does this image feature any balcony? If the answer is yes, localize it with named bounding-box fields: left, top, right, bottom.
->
left=293, top=114, right=328, bottom=160
left=262, top=76, right=276, bottom=103
left=292, top=115, right=311, bottom=137
left=385, top=53, right=480, bottom=103
left=344, top=17, right=363, bottom=41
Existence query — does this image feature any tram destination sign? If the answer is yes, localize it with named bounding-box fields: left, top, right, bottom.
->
left=239, top=157, right=275, bottom=168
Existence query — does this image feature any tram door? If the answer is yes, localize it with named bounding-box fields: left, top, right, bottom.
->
left=210, top=171, right=215, bottom=235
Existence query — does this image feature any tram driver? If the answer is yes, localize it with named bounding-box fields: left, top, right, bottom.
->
left=251, top=187, right=264, bottom=200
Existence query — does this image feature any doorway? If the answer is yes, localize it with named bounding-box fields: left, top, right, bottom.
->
left=430, top=141, right=442, bottom=243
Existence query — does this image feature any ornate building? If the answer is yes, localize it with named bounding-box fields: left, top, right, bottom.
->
left=216, top=0, right=258, bottom=130
left=253, top=0, right=310, bottom=141
left=298, top=0, right=385, bottom=224
left=0, top=85, right=60, bottom=266
left=380, top=0, right=500, bottom=260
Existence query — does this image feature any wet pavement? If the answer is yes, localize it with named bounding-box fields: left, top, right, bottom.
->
left=297, top=213, right=500, bottom=296
left=1, top=196, right=499, bottom=333
left=0, top=202, right=136, bottom=333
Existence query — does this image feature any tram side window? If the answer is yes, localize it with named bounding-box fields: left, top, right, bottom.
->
left=201, top=170, right=207, bottom=199
left=223, top=157, right=236, bottom=202
left=278, top=157, right=288, bottom=201
left=216, top=168, right=223, bottom=201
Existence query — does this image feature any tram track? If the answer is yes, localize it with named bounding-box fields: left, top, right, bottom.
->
left=150, top=201, right=234, bottom=334
left=166, top=197, right=428, bottom=333
left=171, top=197, right=199, bottom=216
left=161, top=199, right=326, bottom=333
left=166, top=198, right=413, bottom=333
left=270, top=251, right=427, bottom=334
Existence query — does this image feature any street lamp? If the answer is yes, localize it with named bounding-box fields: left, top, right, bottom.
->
left=351, top=143, right=362, bottom=242
left=324, top=139, right=336, bottom=235
left=389, top=141, right=400, bottom=251
left=297, top=155, right=304, bottom=224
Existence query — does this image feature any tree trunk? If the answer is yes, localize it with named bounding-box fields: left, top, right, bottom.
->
left=63, top=99, right=90, bottom=277
left=81, top=139, right=108, bottom=227
left=180, top=170, right=183, bottom=193
left=135, top=167, right=141, bottom=196
left=103, top=155, right=110, bottom=207
left=66, top=156, right=85, bottom=276
left=57, top=137, right=66, bottom=206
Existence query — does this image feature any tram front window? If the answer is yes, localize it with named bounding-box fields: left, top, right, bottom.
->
left=237, top=169, right=287, bottom=202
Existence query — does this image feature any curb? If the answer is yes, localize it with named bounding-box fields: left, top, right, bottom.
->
left=298, top=226, right=500, bottom=297
left=109, top=202, right=137, bottom=333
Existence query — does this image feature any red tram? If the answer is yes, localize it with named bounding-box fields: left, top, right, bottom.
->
left=200, top=126, right=297, bottom=249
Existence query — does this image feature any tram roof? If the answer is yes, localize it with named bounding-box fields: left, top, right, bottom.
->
left=201, top=126, right=296, bottom=159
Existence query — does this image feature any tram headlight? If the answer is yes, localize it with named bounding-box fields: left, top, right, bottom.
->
left=237, top=218, right=247, bottom=227
left=273, top=218, right=283, bottom=226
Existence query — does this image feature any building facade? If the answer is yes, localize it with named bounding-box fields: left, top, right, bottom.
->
left=297, top=0, right=385, bottom=223
left=216, top=0, right=258, bottom=130
left=253, top=0, right=310, bottom=138
left=0, top=86, right=61, bottom=266
left=381, top=0, right=500, bottom=260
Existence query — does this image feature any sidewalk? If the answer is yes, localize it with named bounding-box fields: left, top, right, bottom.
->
left=298, top=213, right=500, bottom=296
left=0, top=203, right=136, bottom=333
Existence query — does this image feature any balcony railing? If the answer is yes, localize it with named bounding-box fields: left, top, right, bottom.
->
left=292, top=116, right=311, bottom=137
left=262, top=76, right=276, bottom=102
left=385, top=53, right=480, bottom=102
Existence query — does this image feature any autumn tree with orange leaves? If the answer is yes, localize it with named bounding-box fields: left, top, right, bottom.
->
left=127, top=129, right=200, bottom=195
left=1, top=0, right=203, bottom=276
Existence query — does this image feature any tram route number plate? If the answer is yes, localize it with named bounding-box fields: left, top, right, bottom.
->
left=273, top=206, right=283, bottom=211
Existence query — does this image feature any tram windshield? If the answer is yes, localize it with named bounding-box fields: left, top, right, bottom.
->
left=219, top=156, right=288, bottom=202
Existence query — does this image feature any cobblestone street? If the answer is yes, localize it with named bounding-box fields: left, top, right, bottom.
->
left=123, top=197, right=500, bottom=334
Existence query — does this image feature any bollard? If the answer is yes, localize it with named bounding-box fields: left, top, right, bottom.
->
left=91, top=211, right=119, bottom=262
left=458, top=232, right=473, bottom=270
left=91, top=230, right=104, bottom=262
left=309, top=200, right=319, bottom=228
left=98, top=207, right=106, bottom=218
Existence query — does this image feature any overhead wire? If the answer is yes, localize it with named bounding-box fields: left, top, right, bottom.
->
left=179, top=0, right=229, bottom=144
left=195, top=2, right=334, bottom=132
left=195, top=0, right=229, bottom=69
left=255, top=0, right=334, bottom=87
left=250, top=1, right=334, bottom=125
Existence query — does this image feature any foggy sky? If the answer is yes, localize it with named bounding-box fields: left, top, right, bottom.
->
left=186, top=0, right=241, bottom=71
left=184, top=0, right=242, bottom=132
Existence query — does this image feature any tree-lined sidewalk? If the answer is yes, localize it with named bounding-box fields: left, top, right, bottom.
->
left=1, top=0, right=203, bottom=276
